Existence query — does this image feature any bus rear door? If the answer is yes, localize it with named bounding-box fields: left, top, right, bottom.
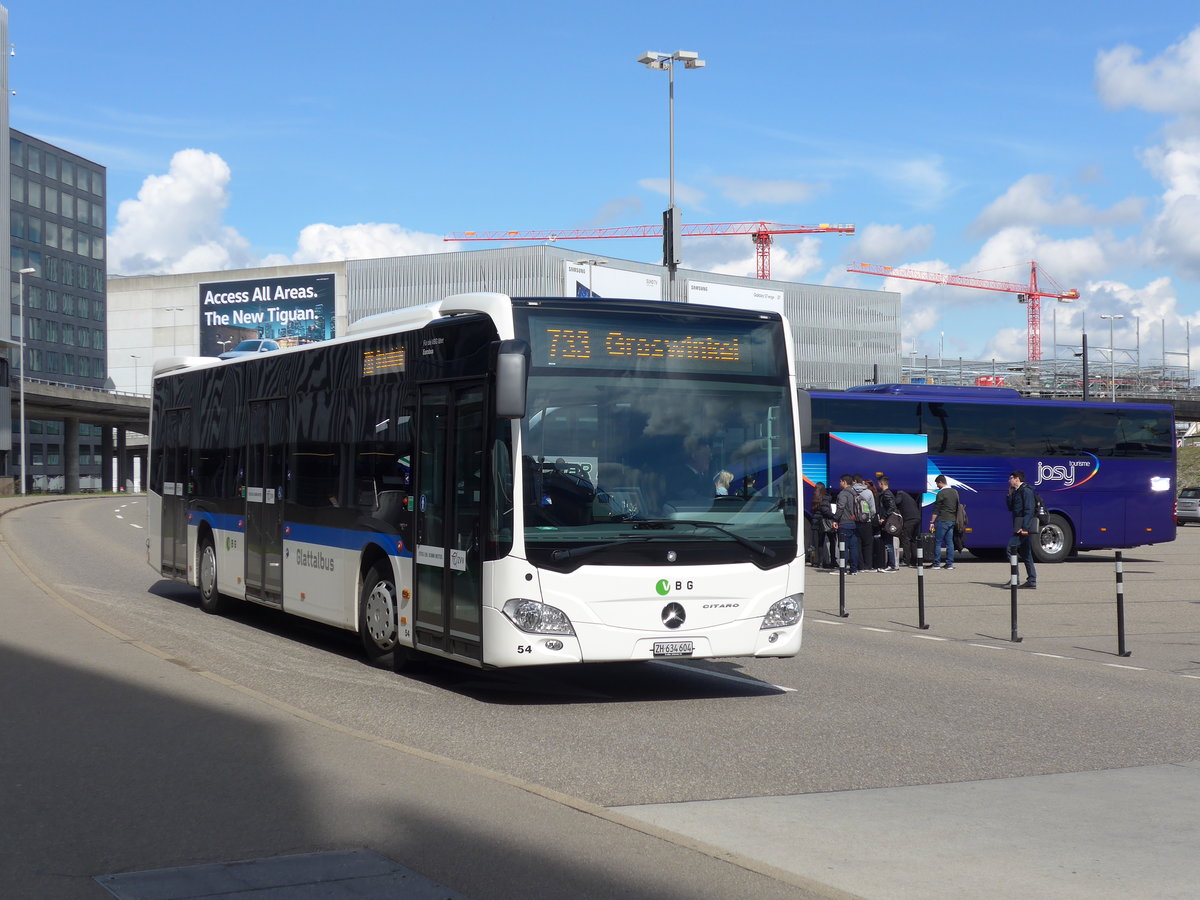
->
left=414, top=382, right=486, bottom=663
left=245, top=398, right=287, bottom=606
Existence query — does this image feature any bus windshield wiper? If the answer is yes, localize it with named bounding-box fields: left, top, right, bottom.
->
left=631, top=519, right=776, bottom=559
left=549, top=538, right=652, bottom=562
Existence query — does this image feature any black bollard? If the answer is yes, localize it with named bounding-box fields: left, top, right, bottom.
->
left=916, top=542, right=929, bottom=629
left=1009, top=551, right=1023, bottom=643
left=1116, top=550, right=1131, bottom=657
left=837, top=537, right=849, bottom=618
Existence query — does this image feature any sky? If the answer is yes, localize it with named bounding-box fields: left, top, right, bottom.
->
left=10, top=1, right=1200, bottom=368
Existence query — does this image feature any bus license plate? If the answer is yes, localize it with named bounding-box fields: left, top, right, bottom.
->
left=653, top=641, right=694, bottom=658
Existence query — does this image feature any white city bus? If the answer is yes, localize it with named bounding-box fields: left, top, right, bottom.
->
left=148, top=293, right=806, bottom=669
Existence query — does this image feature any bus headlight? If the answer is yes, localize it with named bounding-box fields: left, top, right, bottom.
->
left=503, top=598, right=576, bottom=635
left=761, top=594, right=802, bottom=629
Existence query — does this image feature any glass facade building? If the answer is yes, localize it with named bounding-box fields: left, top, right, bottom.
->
left=7, top=129, right=109, bottom=490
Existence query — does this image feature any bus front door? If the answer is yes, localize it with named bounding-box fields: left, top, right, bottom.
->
left=245, top=398, right=287, bottom=606
left=160, top=408, right=190, bottom=579
left=414, top=382, right=486, bottom=663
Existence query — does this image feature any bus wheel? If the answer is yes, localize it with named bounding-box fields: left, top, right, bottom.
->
left=197, top=536, right=230, bottom=614
left=1033, top=514, right=1073, bottom=564
left=360, top=562, right=399, bottom=665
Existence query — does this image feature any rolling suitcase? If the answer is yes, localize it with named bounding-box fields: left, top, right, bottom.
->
left=918, top=530, right=937, bottom=566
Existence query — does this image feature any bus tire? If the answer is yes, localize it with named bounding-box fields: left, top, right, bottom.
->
left=359, top=560, right=400, bottom=666
left=1033, top=513, right=1073, bottom=564
left=197, top=535, right=231, bottom=614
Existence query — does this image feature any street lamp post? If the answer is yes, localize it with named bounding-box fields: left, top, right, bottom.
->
left=165, top=306, right=185, bottom=355
left=130, top=354, right=142, bottom=395
left=17, top=266, right=37, bottom=495
left=1100, top=314, right=1124, bottom=402
left=638, top=49, right=705, bottom=287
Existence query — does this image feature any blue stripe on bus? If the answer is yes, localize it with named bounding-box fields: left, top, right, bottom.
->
left=186, top=512, right=411, bottom=558
left=283, top=522, right=413, bottom=558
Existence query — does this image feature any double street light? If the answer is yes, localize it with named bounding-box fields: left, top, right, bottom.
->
left=638, top=49, right=705, bottom=282
left=17, top=266, right=37, bottom=495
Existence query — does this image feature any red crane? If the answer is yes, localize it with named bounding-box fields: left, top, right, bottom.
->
left=446, top=221, right=855, bottom=280
left=847, top=260, right=1080, bottom=362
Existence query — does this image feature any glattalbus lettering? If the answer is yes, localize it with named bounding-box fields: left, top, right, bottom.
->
left=295, top=548, right=335, bottom=572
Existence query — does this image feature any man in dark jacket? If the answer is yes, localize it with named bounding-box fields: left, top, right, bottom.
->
left=1006, top=470, right=1038, bottom=588
left=833, top=474, right=861, bottom=574
left=894, top=487, right=921, bottom=567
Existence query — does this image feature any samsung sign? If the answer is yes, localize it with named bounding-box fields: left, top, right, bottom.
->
left=198, top=273, right=335, bottom=356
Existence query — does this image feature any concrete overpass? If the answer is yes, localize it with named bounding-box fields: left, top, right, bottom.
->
left=8, top=380, right=150, bottom=494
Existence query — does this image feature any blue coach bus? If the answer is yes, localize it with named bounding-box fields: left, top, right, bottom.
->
left=802, top=384, right=1176, bottom=563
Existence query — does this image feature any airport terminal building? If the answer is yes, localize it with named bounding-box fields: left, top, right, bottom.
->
left=107, top=245, right=901, bottom=395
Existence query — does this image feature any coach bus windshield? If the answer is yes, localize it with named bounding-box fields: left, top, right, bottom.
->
left=520, top=374, right=796, bottom=567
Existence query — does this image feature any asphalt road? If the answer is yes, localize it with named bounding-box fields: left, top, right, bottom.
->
left=3, top=496, right=1198, bottom=898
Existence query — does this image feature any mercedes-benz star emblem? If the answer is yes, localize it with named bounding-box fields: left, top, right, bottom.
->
left=662, top=602, right=686, bottom=629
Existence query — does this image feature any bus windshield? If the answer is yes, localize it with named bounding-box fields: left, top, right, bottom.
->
left=520, top=372, right=797, bottom=564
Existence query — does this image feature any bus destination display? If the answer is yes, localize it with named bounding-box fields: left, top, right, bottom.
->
left=528, top=316, right=767, bottom=375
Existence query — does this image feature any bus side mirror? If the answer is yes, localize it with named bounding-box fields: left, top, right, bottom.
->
left=495, top=340, right=529, bottom=419
left=796, top=389, right=813, bottom=449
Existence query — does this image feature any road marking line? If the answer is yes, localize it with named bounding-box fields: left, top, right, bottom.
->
left=1104, top=664, right=1146, bottom=671
left=861, top=627, right=893, bottom=633
left=970, top=643, right=1011, bottom=651
left=913, top=634, right=947, bottom=641
left=130, top=523, right=144, bottom=529
left=1034, top=653, right=1071, bottom=659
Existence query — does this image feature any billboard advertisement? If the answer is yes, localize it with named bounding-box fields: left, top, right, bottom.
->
left=199, top=273, right=335, bottom=356
left=686, top=280, right=785, bottom=315
left=562, top=261, right=661, bottom=301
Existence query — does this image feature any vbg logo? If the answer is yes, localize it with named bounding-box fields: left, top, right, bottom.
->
left=656, top=579, right=695, bottom=595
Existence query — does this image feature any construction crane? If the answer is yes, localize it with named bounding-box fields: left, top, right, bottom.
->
left=446, top=221, right=855, bottom=280
left=847, top=260, right=1080, bottom=362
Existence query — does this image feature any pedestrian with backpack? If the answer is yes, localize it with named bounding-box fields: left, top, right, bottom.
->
left=928, top=475, right=960, bottom=569
left=1006, top=470, right=1038, bottom=589
left=833, top=474, right=861, bottom=574
left=852, top=474, right=877, bottom=572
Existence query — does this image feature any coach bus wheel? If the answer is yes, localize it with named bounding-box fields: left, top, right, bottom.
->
left=1032, top=513, right=1073, bottom=564
left=360, top=562, right=400, bottom=665
left=197, top=536, right=230, bottom=614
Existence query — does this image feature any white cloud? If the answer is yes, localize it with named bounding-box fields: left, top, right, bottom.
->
left=1095, top=27, right=1200, bottom=117
left=889, top=156, right=953, bottom=210
left=637, top=177, right=706, bottom=208
left=109, top=149, right=451, bottom=274
left=1094, top=28, right=1200, bottom=280
left=709, top=176, right=827, bottom=206
left=980, top=327, right=1028, bottom=361
left=107, top=149, right=253, bottom=275
left=964, top=227, right=1109, bottom=293
left=971, top=174, right=1144, bottom=234
left=851, top=223, right=936, bottom=265
left=683, top=235, right=826, bottom=282
left=269, top=223, right=450, bottom=265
